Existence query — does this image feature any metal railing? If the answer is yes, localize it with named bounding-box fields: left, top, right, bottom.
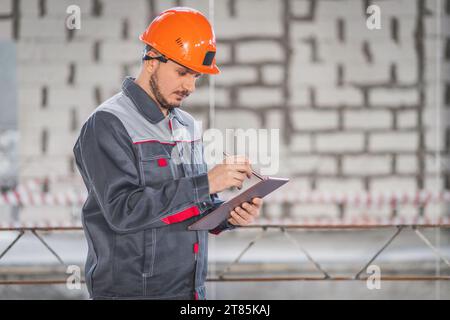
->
left=0, top=218, right=449, bottom=285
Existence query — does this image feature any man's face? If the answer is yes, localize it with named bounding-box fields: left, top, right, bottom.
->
left=149, top=58, right=202, bottom=110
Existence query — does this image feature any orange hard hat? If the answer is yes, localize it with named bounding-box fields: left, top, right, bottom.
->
left=139, top=7, right=220, bottom=75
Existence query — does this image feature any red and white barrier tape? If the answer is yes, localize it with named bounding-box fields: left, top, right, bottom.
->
left=0, top=216, right=449, bottom=230
left=1, top=188, right=450, bottom=207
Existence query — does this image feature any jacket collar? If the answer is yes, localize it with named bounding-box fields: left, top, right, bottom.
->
left=121, top=76, right=187, bottom=126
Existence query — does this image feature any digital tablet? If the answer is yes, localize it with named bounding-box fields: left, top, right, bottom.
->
left=188, top=176, right=289, bottom=231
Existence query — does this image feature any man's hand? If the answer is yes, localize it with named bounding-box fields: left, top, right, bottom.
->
left=207, top=155, right=252, bottom=194
left=228, top=198, right=263, bottom=226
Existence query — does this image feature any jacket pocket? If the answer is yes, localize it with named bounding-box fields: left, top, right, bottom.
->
left=137, top=142, right=174, bottom=185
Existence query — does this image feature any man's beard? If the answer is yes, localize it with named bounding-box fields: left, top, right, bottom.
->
left=149, top=72, right=184, bottom=110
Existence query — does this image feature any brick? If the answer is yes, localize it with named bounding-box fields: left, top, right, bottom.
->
left=18, top=87, right=41, bottom=106
left=18, top=63, right=67, bottom=85
left=236, top=41, right=284, bottom=63
left=153, top=0, right=184, bottom=15
left=216, top=42, right=232, bottom=65
left=345, top=15, right=391, bottom=42
left=21, top=19, right=66, bottom=39
left=215, top=109, right=261, bottom=132
left=49, top=131, right=78, bottom=155
left=215, top=18, right=282, bottom=39
left=235, top=0, right=282, bottom=19
left=45, top=0, right=92, bottom=17
left=101, top=41, right=143, bottom=63
left=76, top=64, right=122, bottom=86
left=396, top=155, right=418, bottom=174
left=0, top=21, right=12, bottom=40
left=265, top=110, right=284, bottom=130
left=18, top=0, right=39, bottom=17
left=316, top=87, right=363, bottom=107
left=372, top=0, right=418, bottom=17
left=344, top=110, right=391, bottom=130
left=343, top=155, right=391, bottom=176
left=370, top=132, right=418, bottom=152
left=370, top=177, right=417, bottom=193
left=288, top=155, right=337, bottom=175
left=185, top=87, right=230, bottom=107
left=369, top=89, right=420, bottom=106
left=68, top=19, right=123, bottom=41
left=288, top=87, right=309, bottom=107
left=261, top=65, right=284, bottom=85
left=346, top=63, right=390, bottom=84
left=316, top=133, right=365, bottom=153
left=48, top=87, right=97, bottom=110
left=238, top=87, right=283, bottom=107
left=319, top=43, right=366, bottom=64
left=290, top=60, right=336, bottom=86
left=291, top=0, right=311, bottom=17
left=0, top=0, right=12, bottom=14
left=101, top=0, right=148, bottom=18
left=317, top=0, right=364, bottom=18
left=292, top=110, right=338, bottom=131
left=397, top=110, right=418, bottom=129
left=369, top=41, right=416, bottom=63
left=316, top=178, right=364, bottom=191
left=215, top=66, right=258, bottom=86
left=425, top=130, right=446, bottom=153
left=290, top=134, right=312, bottom=153
left=290, top=203, right=339, bottom=219
left=17, top=42, right=92, bottom=63
left=290, top=20, right=336, bottom=41
left=397, top=60, right=419, bottom=83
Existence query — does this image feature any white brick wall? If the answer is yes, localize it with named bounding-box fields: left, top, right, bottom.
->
left=261, top=65, right=284, bottom=85
left=288, top=155, right=337, bottom=175
left=316, top=133, right=365, bottom=152
left=236, top=41, right=284, bottom=63
left=238, top=87, right=284, bottom=107
left=215, top=66, right=258, bottom=86
left=370, top=89, right=420, bottom=106
left=316, top=87, right=363, bottom=107
left=370, top=177, right=417, bottom=193
left=316, top=178, right=364, bottom=192
left=344, top=110, right=391, bottom=130
left=5, top=0, right=448, bottom=223
left=290, top=134, right=312, bottom=153
left=397, top=110, right=418, bottom=129
left=370, top=132, right=418, bottom=152
left=396, top=155, right=418, bottom=175
left=343, top=155, right=391, bottom=176
left=292, top=110, right=338, bottom=131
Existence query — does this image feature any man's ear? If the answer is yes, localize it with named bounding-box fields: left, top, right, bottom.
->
left=143, top=50, right=160, bottom=74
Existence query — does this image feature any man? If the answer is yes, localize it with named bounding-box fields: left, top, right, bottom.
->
left=73, top=7, right=262, bottom=300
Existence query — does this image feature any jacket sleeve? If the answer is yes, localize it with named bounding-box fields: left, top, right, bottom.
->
left=73, top=111, right=213, bottom=234
left=208, top=193, right=238, bottom=235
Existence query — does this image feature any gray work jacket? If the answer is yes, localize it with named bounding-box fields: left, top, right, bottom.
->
left=73, top=76, right=234, bottom=300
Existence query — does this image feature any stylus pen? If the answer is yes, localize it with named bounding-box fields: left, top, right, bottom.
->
left=222, top=152, right=265, bottom=181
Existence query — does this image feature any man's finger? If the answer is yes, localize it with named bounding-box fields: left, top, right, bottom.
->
left=251, top=197, right=263, bottom=207
left=241, top=202, right=257, bottom=216
left=231, top=209, right=250, bottom=225
left=228, top=217, right=239, bottom=225
left=234, top=206, right=253, bottom=223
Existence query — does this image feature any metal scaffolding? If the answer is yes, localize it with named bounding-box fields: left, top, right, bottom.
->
left=0, top=221, right=449, bottom=285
